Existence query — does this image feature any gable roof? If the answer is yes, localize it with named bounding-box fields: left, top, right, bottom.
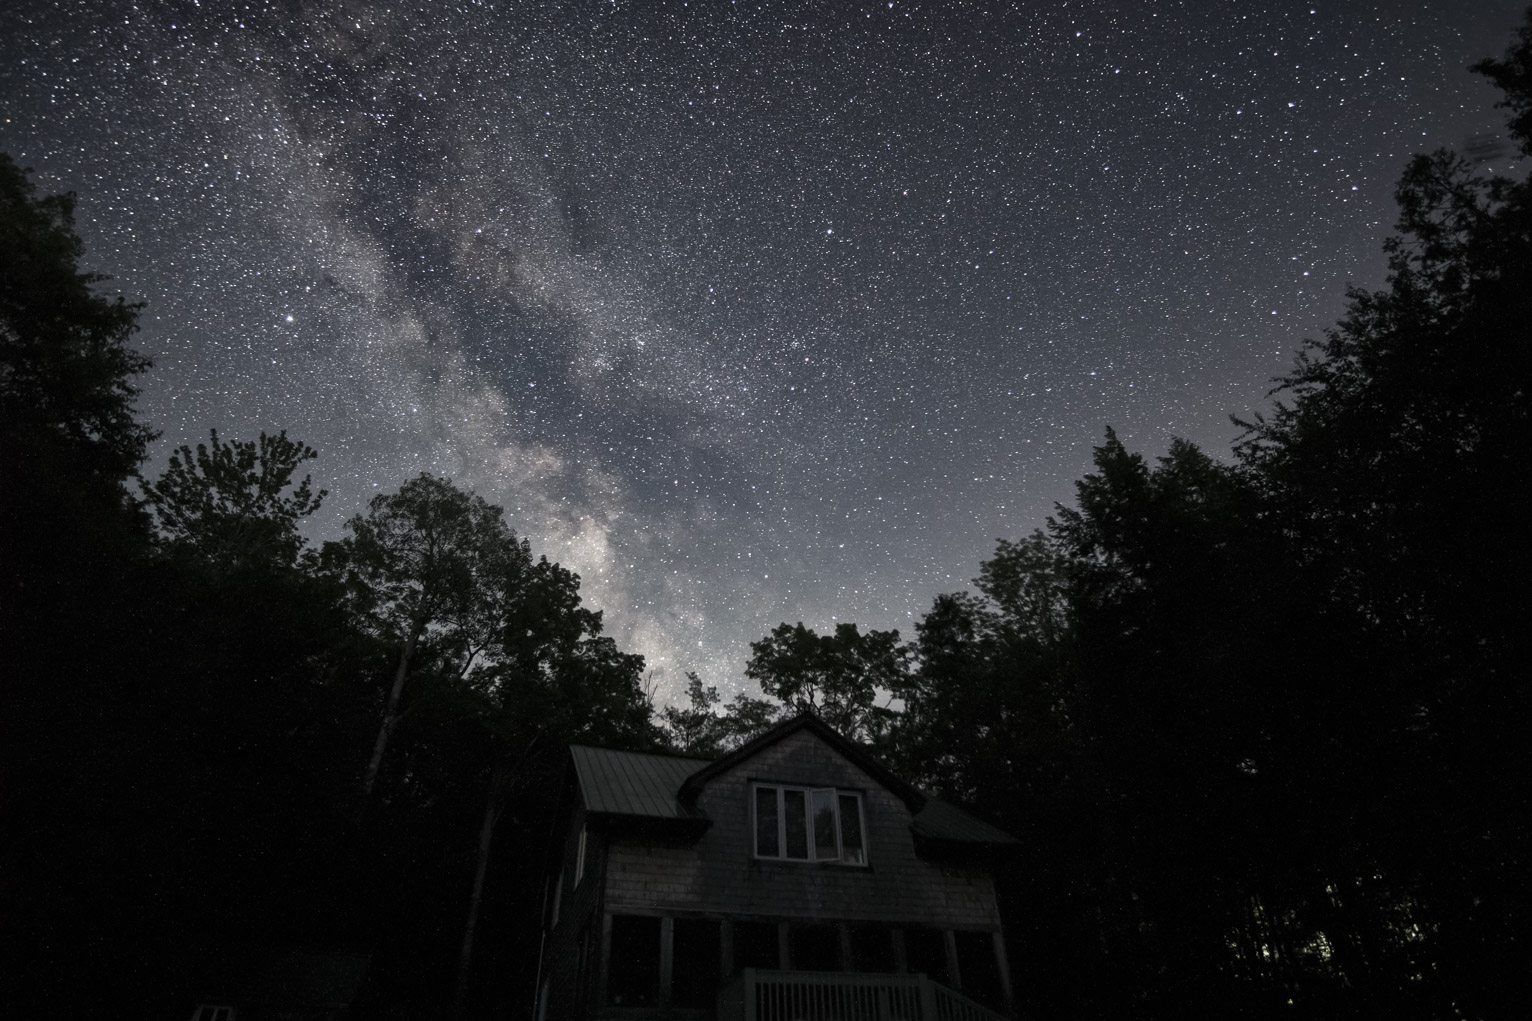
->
left=569, top=714, right=1017, bottom=847
left=678, top=713, right=924, bottom=811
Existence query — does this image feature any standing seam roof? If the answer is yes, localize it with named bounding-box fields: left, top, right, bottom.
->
left=569, top=745, right=710, bottom=818
left=567, top=739, right=1016, bottom=845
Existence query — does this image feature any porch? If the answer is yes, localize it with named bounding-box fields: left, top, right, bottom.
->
left=716, top=968, right=1009, bottom=1021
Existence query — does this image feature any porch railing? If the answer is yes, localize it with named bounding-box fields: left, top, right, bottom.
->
left=716, top=969, right=1008, bottom=1021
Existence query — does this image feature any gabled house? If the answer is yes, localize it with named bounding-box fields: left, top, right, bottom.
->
left=534, top=713, right=1018, bottom=1020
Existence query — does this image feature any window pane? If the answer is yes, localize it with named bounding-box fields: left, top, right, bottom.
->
left=903, top=927, right=949, bottom=984
left=954, top=930, right=1006, bottom=1010
left=849, top=924, right=898, bottom=972
left=788, top=923, right=843, bottom=971
left=839, top=794, right=865, bottom=865
left=811, top=788, right=839, bottom=860
left=733, top=921, right=781, bottom=971
left=783, top=789, right=808, bottom=859
left=755, top=786, right=779, bottom=857
left=608, top=915, right=661, bottom=1006
left=674, top=918, right=722, bottom=1007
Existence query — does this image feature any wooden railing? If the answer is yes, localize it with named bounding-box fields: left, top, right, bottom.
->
left=716, top=969, right=1008, bottom=1021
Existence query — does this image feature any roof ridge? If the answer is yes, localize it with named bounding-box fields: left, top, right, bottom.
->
left=677, top=712, right=926, bottom=812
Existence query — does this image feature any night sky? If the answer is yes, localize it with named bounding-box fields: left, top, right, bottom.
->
left=2, top=1, right=1522, bottom=699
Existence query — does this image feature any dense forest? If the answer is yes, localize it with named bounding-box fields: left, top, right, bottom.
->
left=4, top=15, right=1529, bottom=1021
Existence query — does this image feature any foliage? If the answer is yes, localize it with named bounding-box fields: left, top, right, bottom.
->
left=658, top=672, right=783, bottom=756
left=659, top=673, right=728, bottom=756
left=143, top=429, right=326, bottom=569
left=1472, top=11, right=1532, bottom=154
left=325, top=473, right=527, bottom=661
left=744, top=621, right=907, bottom=741
left=0, top=153, right=154, bottom=486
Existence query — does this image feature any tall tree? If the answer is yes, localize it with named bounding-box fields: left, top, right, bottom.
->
left=450, top=558, right=653, bottom=1020
left=657, top=673, right=783, bottom=756
left=143, top=429, right=326, bottom=570
left=744, top=621, right=907, bottom=742
left=1228, top=26, right=1532, bottom=1011
left=0, top=154, right=154, bottom=488
left=0, top=153, right=155, bottom=632
left=323, top=473, right=535, bottom=805
left=659, top=673, right=728, bottom=757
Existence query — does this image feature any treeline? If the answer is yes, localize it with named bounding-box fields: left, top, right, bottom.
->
left=4, top=16, right=1530, bottom=1021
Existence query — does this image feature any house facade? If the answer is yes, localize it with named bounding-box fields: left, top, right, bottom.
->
left=534, top=714, right=1017, bottom=1020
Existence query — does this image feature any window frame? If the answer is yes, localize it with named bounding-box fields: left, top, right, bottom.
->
left=574, top=823, right=588, bottom=886
left=751, top=782, right=868, bottom=866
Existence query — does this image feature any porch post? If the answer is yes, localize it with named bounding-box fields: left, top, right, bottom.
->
left=659, top=915, right=674, bottom=1007
left=992, top=928, right=1015, bottom=1015
left=943, top=929, right=962, bottom=993
left=596, top=913, right=613, bottom=1008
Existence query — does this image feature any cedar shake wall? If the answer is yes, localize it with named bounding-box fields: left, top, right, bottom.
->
left=603, top=729, right=1001, bottom=931
left=543, top=803, right=607, bottom=1020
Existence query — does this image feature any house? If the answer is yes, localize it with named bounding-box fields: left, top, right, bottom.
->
left=534, top=713, right=1019, bottom=1020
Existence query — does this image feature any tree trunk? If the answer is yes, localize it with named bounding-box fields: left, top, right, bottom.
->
left=360, top=623, right=421, bottom=808
left=453, top=732, right=541, bottom=1021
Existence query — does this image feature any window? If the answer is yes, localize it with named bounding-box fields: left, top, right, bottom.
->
left=752, top=784, right=866, bottom=864
left=849, top=924, right=899, bottom=973
left=608, top=915, right=661, bottom=1006
left=673, top=918, right=722, bottom=1007
left=788, top=923, right=842, bottom=971
left=954, top=930, right=1006, bottom=1010
left=733, top=920, right=781, bottom=971
left=574, top=824, right=587, bottom=885
left=903, top=927, right=949, bottom=984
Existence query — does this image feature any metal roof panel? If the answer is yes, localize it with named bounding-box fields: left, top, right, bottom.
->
left=569, top=744, right=710, bottom=818
left=568, top=736, right=1016, bottom=846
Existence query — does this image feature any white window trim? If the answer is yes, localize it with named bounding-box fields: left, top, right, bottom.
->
left=751, top=782, right=867, bottom=866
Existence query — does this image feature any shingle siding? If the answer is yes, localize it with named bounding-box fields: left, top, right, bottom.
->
left=603, top=729, right=1000, bottom=930
left=542, top=803, right=607, bottom=1019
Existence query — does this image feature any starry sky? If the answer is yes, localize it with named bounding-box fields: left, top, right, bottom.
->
left=2, top=1, right=1523, bottom=700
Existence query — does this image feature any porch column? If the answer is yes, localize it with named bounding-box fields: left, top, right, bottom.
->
left=992, top=929, right=1015, bottom=1014
left=659, top=916, right=674, bottom=1007
left=596, top=913, right=613, bottom=1007
left=943, top=929, right=962, bottom=993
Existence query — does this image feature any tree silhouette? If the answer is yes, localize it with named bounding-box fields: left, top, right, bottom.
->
left=745, top=621, right=907, bottom=742
left=143, top=429, right=326, bottom=570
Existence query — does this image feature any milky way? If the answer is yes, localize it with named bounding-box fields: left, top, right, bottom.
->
left=2, top=1, right=1521, bottom=698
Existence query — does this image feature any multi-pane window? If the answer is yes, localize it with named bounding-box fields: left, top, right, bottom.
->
left=752, top=784, right=866, bottom=865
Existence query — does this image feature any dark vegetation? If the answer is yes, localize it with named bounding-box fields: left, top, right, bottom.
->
left=4, top=16, right=1530, bottom=1020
